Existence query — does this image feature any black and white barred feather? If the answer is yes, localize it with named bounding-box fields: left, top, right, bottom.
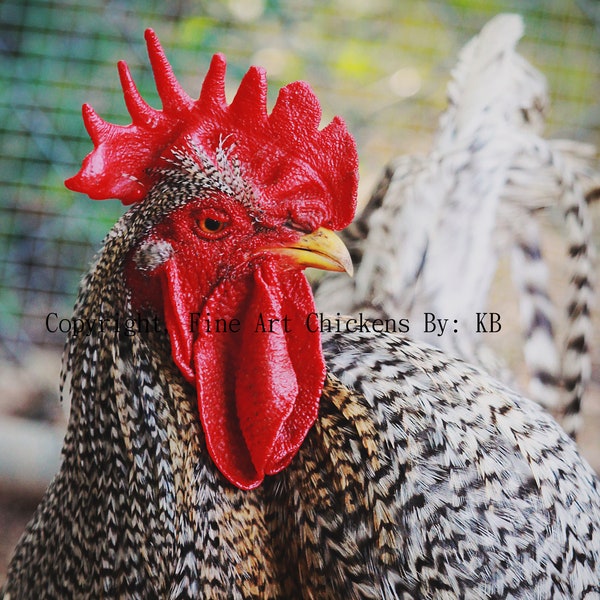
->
left=315, top=14, right=598, bottom=436
left=4, top=122, right=600, bottom=600
left=4, top=15, right=600, bottom=598
left=5, top=289, right=600, bottom=597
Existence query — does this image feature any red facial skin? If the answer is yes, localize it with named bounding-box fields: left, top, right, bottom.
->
left=65, top=29, right=358, bottom=489
left=126, top=195, right=327, bottom=489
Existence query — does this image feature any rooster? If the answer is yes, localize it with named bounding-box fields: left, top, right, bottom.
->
left=315, top=14, right=597, bottom=438
left=4, top=29, right=600, bottom=599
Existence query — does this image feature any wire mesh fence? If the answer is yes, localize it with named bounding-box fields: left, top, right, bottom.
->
left=1, top=0, right=599, bottom=361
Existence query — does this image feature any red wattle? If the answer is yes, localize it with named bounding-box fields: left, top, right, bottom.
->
left=162, top=257, right=325, bottom=490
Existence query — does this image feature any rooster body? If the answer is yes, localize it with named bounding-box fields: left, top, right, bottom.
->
left=5, top=27, right=600, bottom=599
left=6, top=306, right=600, bottom=597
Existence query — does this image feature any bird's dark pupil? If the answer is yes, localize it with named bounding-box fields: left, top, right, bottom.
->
left=205, top=218, right=222, bottom=231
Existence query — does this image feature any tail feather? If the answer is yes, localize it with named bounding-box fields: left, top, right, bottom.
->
left=314, top=14, right=597, bottom=437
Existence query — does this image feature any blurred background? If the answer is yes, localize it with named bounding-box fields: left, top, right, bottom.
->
left=1, top=0, right=599, bottom=584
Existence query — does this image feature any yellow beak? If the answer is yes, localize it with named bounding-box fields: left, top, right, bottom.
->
left=268, top=227, right=353, bottom=276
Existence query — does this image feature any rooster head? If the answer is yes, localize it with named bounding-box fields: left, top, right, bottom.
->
left=66, top=30, right=358, bottom=489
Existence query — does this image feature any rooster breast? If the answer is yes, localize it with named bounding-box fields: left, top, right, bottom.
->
left=5, top=325, right=600, bottom=599
left=267, top=328, right=600, bottom=598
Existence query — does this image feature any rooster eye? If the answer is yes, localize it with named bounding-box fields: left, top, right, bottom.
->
left=203, top=218, right=225, bottom=232
left=195, top=215, right=229, bottom=237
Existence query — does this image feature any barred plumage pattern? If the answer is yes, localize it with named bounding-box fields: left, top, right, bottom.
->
left=5, top=296, right=600, bottom=596
left=5, top=16, right=600, bottom=598
left=4, top=166, right=600, bottom=597
left=502, top=137, right=597, bottom=435
left=315, top=14, right=598, bottom=436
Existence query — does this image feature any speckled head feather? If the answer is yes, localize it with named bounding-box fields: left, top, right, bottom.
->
left=65, top=28, right=358, bottom=230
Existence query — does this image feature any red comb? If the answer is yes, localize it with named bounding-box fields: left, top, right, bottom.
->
left=65, top=29, right=358, bottom=226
